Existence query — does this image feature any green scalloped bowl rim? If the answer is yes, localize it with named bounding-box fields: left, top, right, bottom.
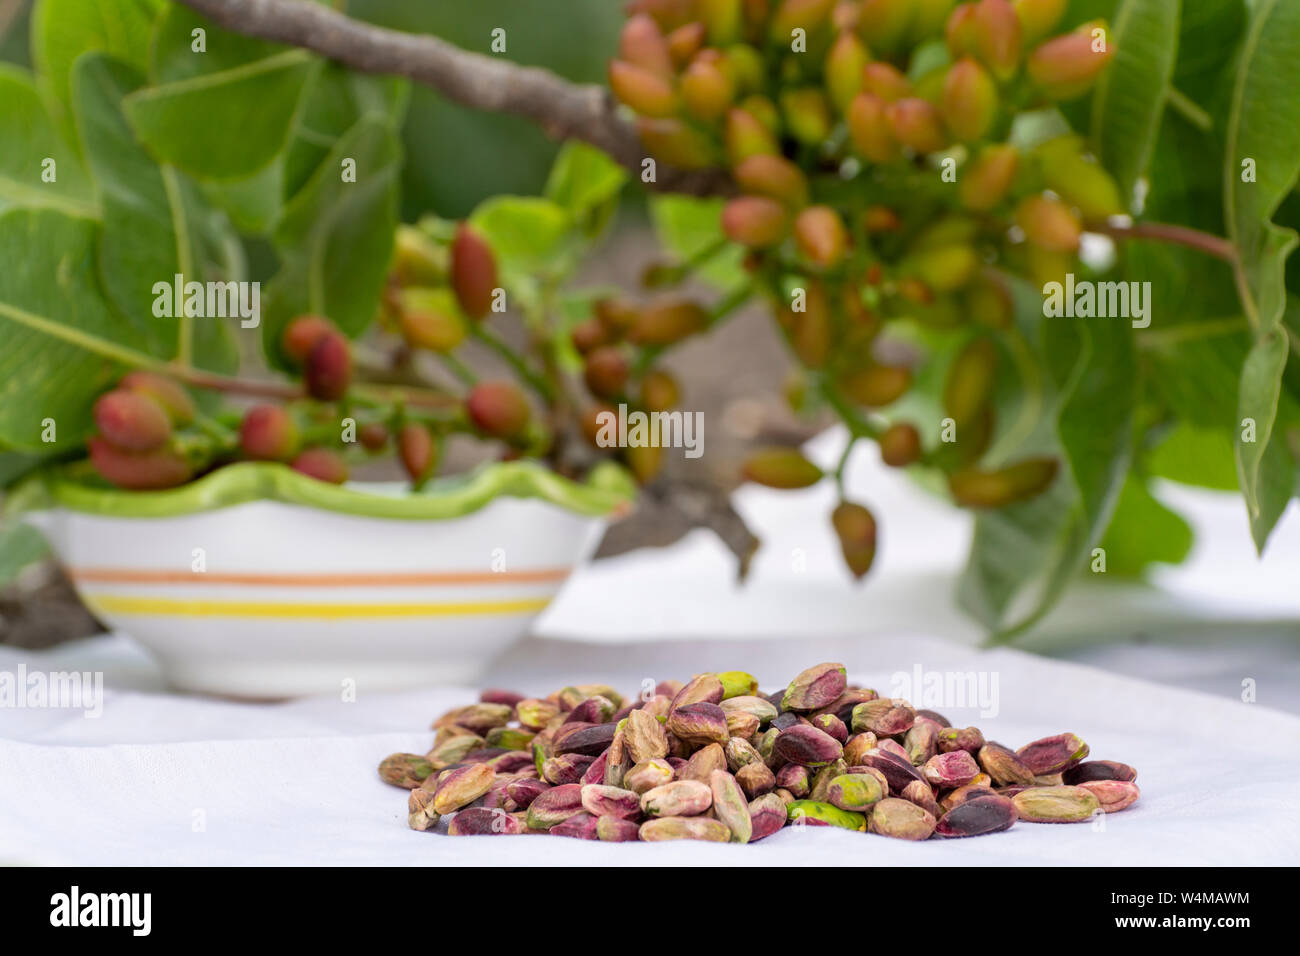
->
left=10, top=459, right=637, bottom=521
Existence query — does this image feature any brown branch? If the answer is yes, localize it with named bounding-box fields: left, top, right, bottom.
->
left=1089, top=219, right=1238, bottom=263
left=175, top=0, right=731, bottom=195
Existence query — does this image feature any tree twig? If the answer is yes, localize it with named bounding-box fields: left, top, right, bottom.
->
left=1089, top=218, right=1238, bottom=263
left=174, top=0, right=731, bottom=195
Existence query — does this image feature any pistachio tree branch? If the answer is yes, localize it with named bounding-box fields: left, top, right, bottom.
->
left=174, top=0, right=730, bottom=195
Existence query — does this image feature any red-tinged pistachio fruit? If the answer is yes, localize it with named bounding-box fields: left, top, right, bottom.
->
left=549, top=810, right=601, bottom=839
left=725, top=107, right=779, bottom=165
left=379, top=752, right=435, bottom=789
left=828, top=773, right=886, bottom=812
left=467, top=381, right=531, bottom=438
left=938, top=725, right=986, bottom=753
left=859, top=749, right=926, bottom=793
left=783, top=662, right=849, bottom=712
left=733, top=154, right=809, bottom=207
left=630, top=300, right=706, bottom=346
left=640, top=369, right=680, bottom=412
left=680, top=54, right=735, bottom=121
left=398, top=422, right=437, bottom=485
left=847, top=93, right=898, bottom=163
left=721, top=195, right=789, bottom=248
left=638, top=117, right=717, bottom=169
left=935, top=793, right=1019, bottom=836
left=666, top=22, right=706, bottom=66
left=862, top=62, right=912, bottom=102
left=842, top=363, right=911, bottom=408
left=281, top=314, right=336, bottom=366
left=407, top=789, right=439, bottom=830
left=852, top=698, right=916, bottom=736
left=450, top=224, right=497, bottom=319
left=922, top=749, right=981, bottom=788
left=87, top=437, right=191, bottom=490
left=742, top=447, right=823, bottom=489
left=949, top=457, right=1059, bottom=508
left=580, top=784, right=642, bottom=819
left=447, top=807, right=524, bottom=836
left=1063, top=760, right=1138, bottom=784
left=887, top=97, right=947, bottom=154
left=290, top=447, right=348, bottom=485
left=304, top=330, right=351, bottom=401
left=93, top=390, right=172, bottom=452
left=1027, top=24, right=1116, bottom=100
left=552, top=722, right=618, bottom=757
left=1012, top=784, right=1100, bottom=822
left=1016, top=194, right=1082, bottom=252
left=583, top=346, right=630, bottom=399
left=639, top=816, right=732, bottom=842
left=736, top=762, right=775, bottom=798
left=525, top=783, right=584, bottom=829
left=794, top=205, right=849, bottom=269
left=858, top=0, right=913, bottom=54
left=1016, top=732, right=1090, bottom=775
left=942, top=57, right=997, bottom=143
left=973, top=0, right=1023, bottom=79
left=608, top=60, right=677, bottom=117
left=432, top=763, right=496, bottom=814
left=358, top=422, right=388, bottom=451
left=1014, top=0, right=1067, bottom=43
left=624, top=757, right=675, bottom=794
left=596, top=815, right=642, bottom=841
left=748, top=792, right=788, bottom=840
left=503, top=778, right=549, bottom=809
left=869, top=796, right=937, bottom=840
left=1077, top=779, right=1140, bottom=812
left=709, top=769, right=753, bottom=843
left=879, top=422, right=922, bottom=467
left=944, top=337, right=998, bottom=427
left=905, top=721, right=939, bottom=765
left=831, top=501, right=877, bottom=579
left=570, top=318, right=607, bottom=355
left=773, top=724, right=844, bottom=767
left=978, top=743, right=1038, bottom=786
left=789, top=799, right=867, bottom=830
left=666, top=702, right=730, bottom=745
left=399, top=287, right=468, bottom=352
left=901, top=779, right=943, bottom=817
left=960, top=143, right=1019, bottom=211
left=825, top=30, right=868, bottom=111
left=640, top=778, right=713, bottom=817
left=239, top=404, right=298, bottom=462
left=120, top=371, right=195, bottom=426
left=619, top=13, right=674, bottom=78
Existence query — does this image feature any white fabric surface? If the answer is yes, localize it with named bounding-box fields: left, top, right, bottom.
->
left=2, top=632, right=1298, bottom=865
left=2, top=426, right=1298, bottom=865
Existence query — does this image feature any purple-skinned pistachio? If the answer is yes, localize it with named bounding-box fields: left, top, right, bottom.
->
left=812, top=713, right=849, bottom=743
left=735, top=762, right=776, bottom=799
left=748, top=793, right=788, bottom=841
left=580, top=784, right=642, bottom=819
left=782, top=662, right=848, bottom=712
left=772, top=724, right=844, bottom=767
left=1012, top=785, right=1101, bottom=822
left=1016, top=733, right=1089, bottom=775
left=542, top=753, right=596, bottom=785
left=934, top=794, right=1018, bottom=837
left=596, top=815, right=642, bottom=842
left=904, top=721, right=938, bottom=766
left=842, top=732, right=878, bottom=766
left=937, top=726, right=986, bottom=754
left=678, top=742, right=727, bottom=782
left=709, top=770, right=753, bottom=843
left=379, top=753, right=435, bottom=789
left=447, top=807, right=525, bottom=836
left=564, top=694, right=616, bottom=725
left=901, top=779, right=942, bottom=818
left=867, top=797, right=936, bottom=841
left=725, top=736, right=764, bottom=771
left=858, top=749, right=925, bottom=793
left=641, top=779, right=713, bottom=817
left=669, top=673, right=725, bottom=711
left=1077, top=780, right=1140, bottom=813
left=553, top=721, right=619, bottom=756
left=431, top=763, right=496, bottom=815
left=666, top=702, right=730, bottom=746
left=978, top=742, right=1038, bottom=786
left=639, top=816, right=732, bottom=842
left=922, top=750, right=981, bottom=789
left=851, top=698, right=916, bottom=736
left=776, top=763, right=812, bottom=798
left=550, top=810, right=601, bottom=839
left=525, top=783, right=584, bottom=829
left=1063, top=760, right=1138, bottom=785
left=827, top=773, right=886, bottom=812
left=624, top=757, right=675, bottom=794
left=504, top=778, right=550, bottom=809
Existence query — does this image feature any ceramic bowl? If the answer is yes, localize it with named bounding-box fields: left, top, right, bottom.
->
left=16, top=461, right=633, bottom=698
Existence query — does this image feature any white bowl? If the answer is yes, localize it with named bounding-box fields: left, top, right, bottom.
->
left=17, top=462, right=633, bottom=698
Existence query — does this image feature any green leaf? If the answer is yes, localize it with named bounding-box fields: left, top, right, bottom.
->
left=0, top=65, right=97, bottom=218
left=1097, top=474, right=1193, bottom=576
left=262, top=116, right=401, bottom=365
left=1173, top=0, right=1245, bottom=105
left=649, top=195, right=748, bottom=292
left=0, top=522, right=49, bottom=586
left=30, top=0, right=161, bottom=116
left=469, top=196, right=574, bottom=307
left=963, top=316, right=1138, bottom=639
left=1089, top=0, right=1180, bottom=203
left=72, top=53, right=236, bottom=372
left=543, top=142, right=628, bottom=236
left=122, top=7, right=313, bottom=182
left=0, top=207, right=154, bottom=450
left=1224, top=0, right=1300, bottom=331
left=1146, top=422, right=1239, bottom=490
left=1236, top=329, right=1294, bottom=549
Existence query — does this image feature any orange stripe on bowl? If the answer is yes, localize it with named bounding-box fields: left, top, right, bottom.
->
left=69, top=567, right=572, bottom=587
left=84, top=594, right=553, bottom=619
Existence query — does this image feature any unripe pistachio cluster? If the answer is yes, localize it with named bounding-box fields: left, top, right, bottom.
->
left=613, top=0, right=1115, bottom=577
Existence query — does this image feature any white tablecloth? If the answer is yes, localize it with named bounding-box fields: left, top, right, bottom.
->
left=2, top=428, right=1298, bottom=865
left=2, top=632, right=1298, bottom=865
